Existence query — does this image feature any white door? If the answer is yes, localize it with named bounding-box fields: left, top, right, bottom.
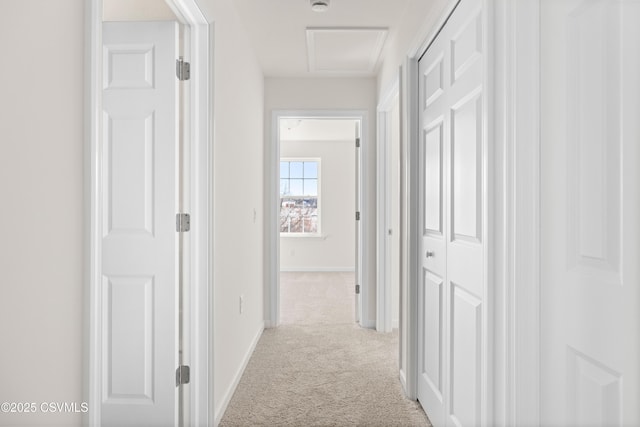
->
left=540, top=1, right=640, bottom=425
left=417, top=0, right=486, bottom=425
left=101, top=21, right=180, bottom=427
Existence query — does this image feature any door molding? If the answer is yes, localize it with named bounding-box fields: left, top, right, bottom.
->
left=490, top=1, right=540, bottom=425
left=266, top=110, right=369, bottom=328
left=84, top=1, right=213, bottom=425
left=376, top=78, right=399, bottom=333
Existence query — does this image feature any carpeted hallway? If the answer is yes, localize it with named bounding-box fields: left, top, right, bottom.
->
left=219, top=272, right=431, bottom=426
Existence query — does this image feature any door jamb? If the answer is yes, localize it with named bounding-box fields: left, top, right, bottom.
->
left=84, top=1, right=213, bottom=425
left=266, top=110, right=368, bottom=328
left=376, top=78, right=400, bottom=333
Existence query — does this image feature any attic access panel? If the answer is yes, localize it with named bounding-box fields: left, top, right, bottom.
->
left=306, top=27, right=388, bottom=74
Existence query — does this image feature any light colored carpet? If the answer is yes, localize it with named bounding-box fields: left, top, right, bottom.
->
left=280, top=272, right=355, bottom=325
left=219, top=272, right=431, bottom=427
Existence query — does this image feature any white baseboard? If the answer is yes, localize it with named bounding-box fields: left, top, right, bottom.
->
left=214, top=321, right=264, bottom=426
left=279, top=267, right=355, bottom=272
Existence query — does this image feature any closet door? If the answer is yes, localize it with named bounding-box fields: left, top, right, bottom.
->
left=417, top=0, right=486, bottom=425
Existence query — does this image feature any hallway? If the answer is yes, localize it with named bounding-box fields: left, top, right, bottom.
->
left=219, top=273, right=430, bottom=426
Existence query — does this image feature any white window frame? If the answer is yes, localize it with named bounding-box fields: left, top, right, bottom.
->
left=279, top=157, right=322, bottom=237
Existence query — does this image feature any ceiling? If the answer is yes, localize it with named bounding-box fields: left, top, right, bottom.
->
left=232, top=0, right=413, bottom=77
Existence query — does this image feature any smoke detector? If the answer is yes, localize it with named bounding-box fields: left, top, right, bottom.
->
left=310, top=0, right=330, bottom=12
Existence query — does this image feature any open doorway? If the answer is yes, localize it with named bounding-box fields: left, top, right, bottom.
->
left=86, top=0, right=212, bottom=426
left=278, top=118, right=358, bottom=324
left=376, top=79, right=401, bottom=334
left=267, top=111, right=368, bottom=328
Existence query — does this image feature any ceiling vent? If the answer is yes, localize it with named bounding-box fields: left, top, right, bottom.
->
left=310, top=0, right=330, bottom=12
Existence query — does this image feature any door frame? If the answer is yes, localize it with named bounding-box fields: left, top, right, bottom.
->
left=84, top=1, right=213, bottom=425
left=401, top=0, right=541, bottom=424
left=376, top=78, right=400, bottom=333
left=266, top=110, right=368, bottom=328
left=488, top=1, right=541, bottom=425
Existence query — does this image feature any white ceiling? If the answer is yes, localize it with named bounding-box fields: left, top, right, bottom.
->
left=232, top=0, right=413, bottom=77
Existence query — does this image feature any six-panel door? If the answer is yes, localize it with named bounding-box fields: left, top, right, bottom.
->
left=417, top=0, right=485, bottom=426
left=101, top=21, right=180, bottom=427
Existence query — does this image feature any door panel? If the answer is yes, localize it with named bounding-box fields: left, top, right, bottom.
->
left=102, top=21, right=179, bottom=427
left=541, top=0, right=640, bottom=425
left=104, top=113, right=154, bottom=236
left=424, top=122, right=444, bottom=234
left=103, top=276, right=154, bottom=403
left=418, top=0, right=485, bottom=426
left=450, top=93, right=481, bottom=242
left=423, top=270, right=444, bottom=393
left=450, top=284, right=481, bottom=427
left=418, top=16, right=449, bottom=427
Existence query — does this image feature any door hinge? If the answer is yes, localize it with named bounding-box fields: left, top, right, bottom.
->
left=356, top=211, right=360, bottom=221
left=355, top=137, right=360, bottom=148
left=176, top=57, right=190, bottom=81
left=176, top=213, right=191, bottom=232
left=176, top=365, right=190, bottom=386
left=355, top=284, right=360, bottom=294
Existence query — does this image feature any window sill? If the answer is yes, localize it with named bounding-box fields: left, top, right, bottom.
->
left=280, top=233, right=327, bottom=240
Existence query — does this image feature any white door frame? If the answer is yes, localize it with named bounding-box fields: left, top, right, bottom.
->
left=376, top=78, right=400, bottom=333
left=489, top=1, right=541, bottom=425
left=266, top=110, right=369, bottom=328
left=84, top=1, right=213, bottom=425
left=402, top=1, right=541, bottom=424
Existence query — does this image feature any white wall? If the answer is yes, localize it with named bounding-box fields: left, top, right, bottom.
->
left=280, top=139, right=355, bottom=271
left=0, top=1, right=84, bottom=426
left=377, top=0, right=451, bottom=98
left=265, top=77, right=378, bottom=326
left=194, top=0, right=266, bottom=422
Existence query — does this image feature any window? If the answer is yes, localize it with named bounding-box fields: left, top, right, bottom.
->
left=280, top=159, right=320, bottom=234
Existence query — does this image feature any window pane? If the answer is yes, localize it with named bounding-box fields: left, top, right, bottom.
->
left=289, top=179, right=303, bottom=195
left=280, top=197, right=318, bottom=234
left=304, top=179, right=318, bottom=196
left=280, top=179, right=290, bottom=195
left=290, top=162, right=304, bottom=178
left=303, top=162, right=317, bottom=179
left=280, top=162, right=289, bottom=179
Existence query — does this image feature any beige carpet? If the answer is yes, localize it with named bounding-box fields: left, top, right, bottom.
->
left=219, top=272, right=431, bottom=427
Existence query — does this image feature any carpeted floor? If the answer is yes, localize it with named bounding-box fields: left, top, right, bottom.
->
left=219, top=272, right=431, bottom=427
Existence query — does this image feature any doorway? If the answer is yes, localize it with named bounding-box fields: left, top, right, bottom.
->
left=267, top=111, right=368, bottom=328
left=278, top=118, right=358, bottom=324
left=376, top=79, right=401, bottom=334
left=85, top=1, right=212, bottom=426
